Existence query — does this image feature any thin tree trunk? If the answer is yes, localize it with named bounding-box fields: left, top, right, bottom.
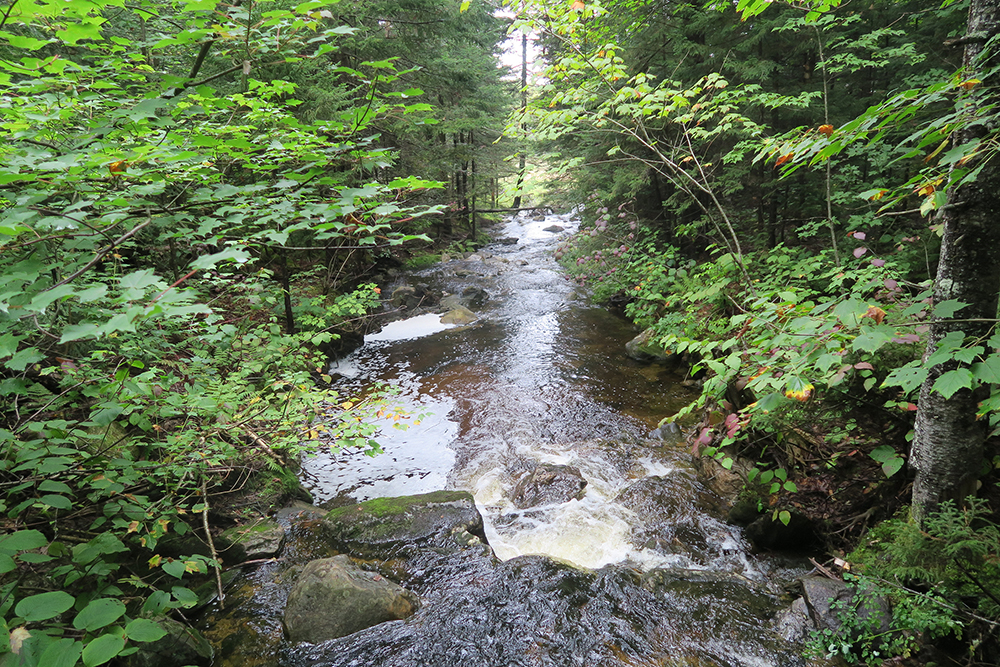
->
left=513, top=32, right=528, bottom=209
left=911, top=0, right=1000, bottom=526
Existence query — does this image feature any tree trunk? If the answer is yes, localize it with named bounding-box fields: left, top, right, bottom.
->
left=512, top=32, right=528, bottom=209
left=911, top=0, right=1000, bottom=526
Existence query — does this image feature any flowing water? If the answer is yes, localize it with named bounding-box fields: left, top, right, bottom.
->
left=207, top=211, right=810, bottom=667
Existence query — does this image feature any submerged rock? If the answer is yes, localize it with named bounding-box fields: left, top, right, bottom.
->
left=542, top=225, right=564, bottom=233
left=510, top=463, right=588, bottom=509
left=321, top=490, right=487, bottom=557
left=440, top=306, right=477, bottom=325
left=283, top=555, right=420, bottom=643
left=624, top=328, right=675, bottom=363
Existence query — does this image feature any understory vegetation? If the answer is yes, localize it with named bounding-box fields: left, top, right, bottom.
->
left=531, top=0, right=1000, bottom=664
left=0, top=0, right=511, bottom=664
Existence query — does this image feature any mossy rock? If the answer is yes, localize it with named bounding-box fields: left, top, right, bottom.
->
left=321, top=490, right=487, bottom=557
left=221, top=518, right=286, bottom=561
left=624, top=328, right=675, bottom=363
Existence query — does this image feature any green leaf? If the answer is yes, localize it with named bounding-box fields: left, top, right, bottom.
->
left=171, top=586, right=198, bottom=608
left=0, top=554, right=15, bottom=574
left=38, top=638, right=83, bottom=667
left=972, top=355, right=1000, bottom=384
left=162, top=559, right=187, bottom=579
left=932, top=368, right=974, bottom=399
left=82, top=634, right=125, bottom=667
left=124, top=618, right=168, bottom=643
left=39, top=494, right=72, bottom=510
left=73, top=599, right=126, bottom=632
left=15, top=591, right=75, bottom=622
left=0, top=530, right=47, bottom=554
left=882, top=361, right=927, bottom=394
left=5, top=348, right=44, bottom=372
left=881, top=456, right=905, bottom=478
left=60, top=323, right=102, bottom=344
left=189, top=248, right=251, bottom=270
left=932, top=299, right=968, bottom=318
left=778, top=510, right=791, bottom=526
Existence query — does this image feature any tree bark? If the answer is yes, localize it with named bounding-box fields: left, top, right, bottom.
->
left=911, top=0, right=1000, bottom=526
left=512, top=32, right=528, bottom=209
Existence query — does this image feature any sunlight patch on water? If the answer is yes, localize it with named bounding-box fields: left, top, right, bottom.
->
left=364, top=312, right=460, bottom=343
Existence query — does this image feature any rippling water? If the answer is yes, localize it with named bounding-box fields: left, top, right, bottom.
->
left=264, top=210, right=812, bottom=667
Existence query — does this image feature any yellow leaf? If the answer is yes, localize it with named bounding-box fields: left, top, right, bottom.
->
left=341, top=401, right=354, bottom=410
left=148, top=554, right=161, bottom=568
left=127, top=521, right=140, bottom=534
left=184, top=560, right=201, bottom=574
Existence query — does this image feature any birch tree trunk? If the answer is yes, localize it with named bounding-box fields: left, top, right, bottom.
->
left=911, top=0, right=1000, bottom=525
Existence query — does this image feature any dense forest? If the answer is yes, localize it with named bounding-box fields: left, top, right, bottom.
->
left=2, top=0, right=1000, bottom=665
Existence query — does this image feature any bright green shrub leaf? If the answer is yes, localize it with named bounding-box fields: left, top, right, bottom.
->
left=162, top=559, right=187, bottom=579
left=932, top=299, right=969, bottom=318
left=778, top=510, right=791, bottom=526
left=17, top=552, right=53, bottom=564
left=39, top=637, right=83, bottom=667
left=15, top=590, right=75, bottom=622
left=5, top=347, right=44, bottom=372
left=39, top=494, right=72, bottom=510
left=73, top=598, right=126, bottom=632
left=972, top=355, right=1000, bottom=384
left=124, top=618, right=168, bottom=642
left=852, top=325, right=892, bottom=353
left=0, top=530, right=47, bottom=554
left=37, top=480, right=73, bottom=494
left=82, top=634, right=125, bottom=667
left=171, top=586, right=199, bottom=608
left=882, top=456, right=905, bottom=478
left=933, top=368, right=974, bottom=399
left=882, top=361, right=926, bottom=394
left=0, top=554, right=15, bottom=574
left=59, top=323, right=102, bottom=343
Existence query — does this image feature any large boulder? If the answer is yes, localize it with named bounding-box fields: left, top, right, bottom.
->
left=283, top=556, right=419, bottom=643
left=510, top=463, right=587, bottom=509
left=321, top=490, right=487, bottom=557
left=799, top=575, right=891, bottom=635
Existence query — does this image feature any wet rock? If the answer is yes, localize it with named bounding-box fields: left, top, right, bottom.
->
left=648, top=421, right=681, bottom=440
left=389, top=285, right=417, bottom=308
left=494, top=236, right=519, bottom=245
left=744, top=510, right=819, bottom=553
left=691, top=452, right=753, bottom=501
left=283, top=555, right=420, bottom=643
left=124, top=617, right=213, bottom=667
left=510, top=463, right=587, bottom=509
left=321, top=490, right=487, bottom=557
left=624, top=328, right=675, bottom=363
left=615, top=475, right=730, bottom=561
left=221, top=519, right=286, bottom=561
left=439, top=306, right=477, bottom=325
left=799, top=575, right=891, bottom=636
left=774, top=596, right=813, bottom=643
left=727, top=498, right=762, bottom=526
left=542, top=225, right=564, bottom=233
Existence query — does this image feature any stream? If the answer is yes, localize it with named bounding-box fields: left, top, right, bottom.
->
left=205, top=210, right=811, bottom=667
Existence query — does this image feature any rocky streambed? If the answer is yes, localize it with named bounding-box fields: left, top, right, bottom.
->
left=187, top=210, right=857, bottom=666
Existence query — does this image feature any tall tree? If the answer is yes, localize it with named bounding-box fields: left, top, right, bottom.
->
left=910, top=0, right=1000, bottom=524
